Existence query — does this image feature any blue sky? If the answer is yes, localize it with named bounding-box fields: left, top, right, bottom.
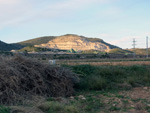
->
left=0, top=0, right=150, bottom=49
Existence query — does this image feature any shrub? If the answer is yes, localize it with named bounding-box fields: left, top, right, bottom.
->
left=71, top=65, right=95, bottom=76
left=0, top=106, right=10, bottom=113
left=67, top=65, right=150, bottom=91
left=39, top=101, right=79, bottom=113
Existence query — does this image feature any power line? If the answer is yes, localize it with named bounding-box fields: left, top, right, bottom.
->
left=146, top=36, right=149, bottom=58
left=132, top=38, right=136, bottom=58
left=132, top=38, right=136, bottom=48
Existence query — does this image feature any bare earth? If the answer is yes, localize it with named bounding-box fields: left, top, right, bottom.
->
left=99, top=87, right=150, bottom=113
left=10, top=87, right=150, bottom=113
left=57, top=60, right=150, bottom=66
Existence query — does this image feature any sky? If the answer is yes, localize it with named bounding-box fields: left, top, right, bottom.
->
left=0, top=0, right=150, bottom=49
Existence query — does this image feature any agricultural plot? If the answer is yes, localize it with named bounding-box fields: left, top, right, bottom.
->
left=1, top=56, right=150, bottom=113
left=56, top=58, right=150, bottom=66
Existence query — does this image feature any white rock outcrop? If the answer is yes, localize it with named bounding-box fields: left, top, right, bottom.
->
left=35, top=35, right=111, bottom=52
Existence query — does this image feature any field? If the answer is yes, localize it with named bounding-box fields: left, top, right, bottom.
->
left=1, top=56, right=150, bottom=113
left=4, top=87, right=150, bottom=113
left=56, top=58, right=150, bottom=66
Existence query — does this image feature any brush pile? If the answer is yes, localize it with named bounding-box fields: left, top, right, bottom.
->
left=0, top=55, right=78, bottom=105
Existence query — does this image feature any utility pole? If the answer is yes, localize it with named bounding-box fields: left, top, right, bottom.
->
left=132, top=38, right=136, bottom=58
left=146, top=36, right=149, bottom=58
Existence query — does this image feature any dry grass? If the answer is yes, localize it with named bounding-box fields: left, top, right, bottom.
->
left=0, top=55, right=78, bottom=105
left=57, top=60, right=150, bottom=66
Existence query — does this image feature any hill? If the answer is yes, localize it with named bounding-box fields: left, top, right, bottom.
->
left=129, top=48, right=150, bottom=55
left=109, top=48, right=133, bottom=54
left=0, top=40, right=23, bottom=51
left=108, top=48, right=150, bottom=55
left=1, top=34, right=119, bottom=52
left=34, top=34, right=119, bottom=52
left=18, top=36, right=56, bottom=46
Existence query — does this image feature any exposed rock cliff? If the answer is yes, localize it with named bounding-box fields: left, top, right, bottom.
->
left=35, top=34, right=118, bottom=52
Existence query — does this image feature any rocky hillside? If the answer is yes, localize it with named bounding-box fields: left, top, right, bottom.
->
left=35, top=34, right=118, bottom=52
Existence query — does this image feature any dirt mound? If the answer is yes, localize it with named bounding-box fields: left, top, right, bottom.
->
left=0, top=55, right=78, bottom=105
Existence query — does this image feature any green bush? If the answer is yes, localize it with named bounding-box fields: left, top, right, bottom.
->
left=87, top=76, right=107, bottom=90
left=0, top=106, right=10, bottom=113
left=39, top=101, right=79, bottom=113
left=67, top=65, right=150, bottom=91
left=71, top=65, right=95, bottom=76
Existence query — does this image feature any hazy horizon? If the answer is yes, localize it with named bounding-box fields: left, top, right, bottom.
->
left=0, top=0, right=150, bottom=49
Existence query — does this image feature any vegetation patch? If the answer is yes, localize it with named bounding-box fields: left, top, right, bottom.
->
left=64, top=65, right=150, bottom=90
left=0, top=106, right=10, bottom=113
left=18, top=46, right=52, bottom=52
left=0, top=55, right=78, bottom=105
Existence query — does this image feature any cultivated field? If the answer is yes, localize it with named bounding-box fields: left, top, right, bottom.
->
left=56, top=58, right=150, bottom=66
